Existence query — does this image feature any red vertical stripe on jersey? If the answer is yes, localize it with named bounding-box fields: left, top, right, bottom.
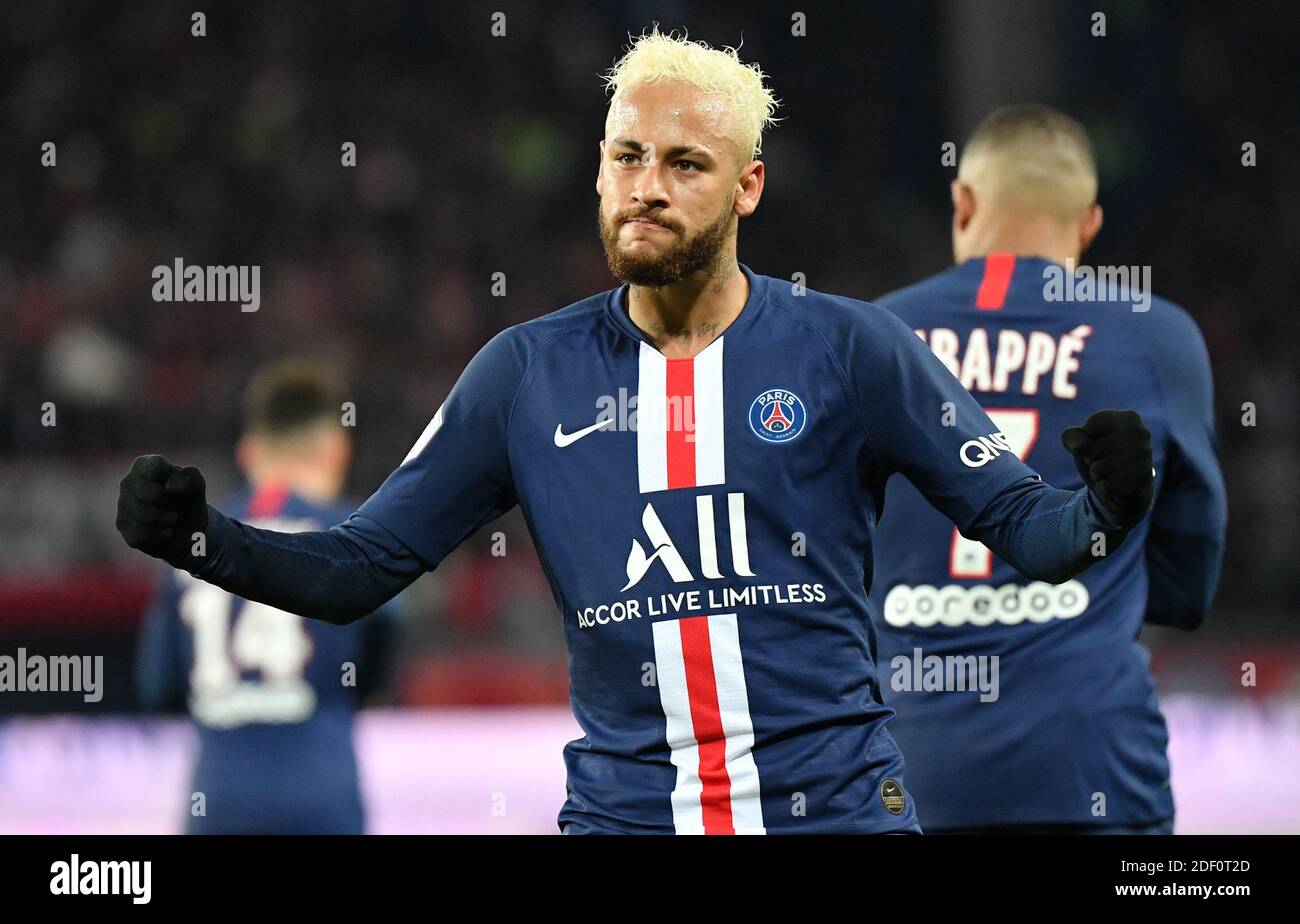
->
left=665, top=357, right=696, bottom=489
left=678, top=615, right=735, bottom=835
left=975, top=252, right=1016, bottom=310
left=247, top=483, right=289, bottom=518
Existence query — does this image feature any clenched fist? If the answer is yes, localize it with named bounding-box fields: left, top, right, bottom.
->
left=1060, top=409, right=1155, bottom=530
left=116, top=454, right=209, bottom=566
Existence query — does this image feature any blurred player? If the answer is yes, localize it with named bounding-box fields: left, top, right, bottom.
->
left=869, top=105, right=1228, bottom=833
left=136, top=361, right=399, bottom=834
left=120, top=33, right=1157, bottom=834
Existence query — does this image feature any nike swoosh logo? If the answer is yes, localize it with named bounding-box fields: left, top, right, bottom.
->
left=554, top=419, right=614, bottom=448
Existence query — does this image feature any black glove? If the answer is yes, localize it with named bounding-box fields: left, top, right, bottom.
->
left=116, top=454, right=209, bottom=567
left=1060, top=409, right=1155, bottom=530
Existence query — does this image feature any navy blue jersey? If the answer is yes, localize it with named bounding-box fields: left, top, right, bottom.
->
left=305, top=264, right=1123, bottom=834
left=136, top=486, right=397, bottom=834
left=869, top=254, right=1227, bottom=830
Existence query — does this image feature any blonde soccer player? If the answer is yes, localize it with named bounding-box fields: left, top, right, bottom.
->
left=119, top=34, right=1156, bottom=834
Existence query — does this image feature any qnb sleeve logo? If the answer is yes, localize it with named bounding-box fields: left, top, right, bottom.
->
left=748, top=388, right=807, bottom=443
left=958, top=430, right=1012, bottom=467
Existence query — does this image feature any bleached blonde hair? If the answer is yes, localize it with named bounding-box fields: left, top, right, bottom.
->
left=958, top=105, right=1098, bottom=223
left=601, top=27, right=781, bottom=160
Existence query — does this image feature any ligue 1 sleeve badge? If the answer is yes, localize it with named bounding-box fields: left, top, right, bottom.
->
left=748, top=388, right=808, bottom=443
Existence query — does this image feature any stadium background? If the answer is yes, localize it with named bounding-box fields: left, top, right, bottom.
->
left=1, top=0, right=1296, bottom=832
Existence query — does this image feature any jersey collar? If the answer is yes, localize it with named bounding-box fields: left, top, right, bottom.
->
left=602, top=263, right=769, bottom=356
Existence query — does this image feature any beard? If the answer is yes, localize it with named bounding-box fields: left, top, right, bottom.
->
left=598, top=197, right=735, bottom=287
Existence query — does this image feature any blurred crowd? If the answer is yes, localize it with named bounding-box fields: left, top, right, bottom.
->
left=1, top=1, right=1295, bottom=660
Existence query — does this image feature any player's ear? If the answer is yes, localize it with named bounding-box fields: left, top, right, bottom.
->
left=596, top=140, right=605, bottom=196
left=734, top=159, right=764, bottom=217
left=951, top=180, right=976, bottom=231
left=1079, top=202, right=1103, bottom=254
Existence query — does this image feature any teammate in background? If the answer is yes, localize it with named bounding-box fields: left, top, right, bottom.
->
left=119, top=33, right=1157, bottom=835
left=136, top=362, right=399, bottom=834
left=869, top=105, right=1228, bottom=834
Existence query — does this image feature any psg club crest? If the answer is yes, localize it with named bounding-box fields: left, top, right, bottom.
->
left=748, top=388, right=807, bottom=443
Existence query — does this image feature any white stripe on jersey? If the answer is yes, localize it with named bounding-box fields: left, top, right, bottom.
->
left=636, top=343, right=668, bottom=493
left=693, top=340, right=726, bottom=488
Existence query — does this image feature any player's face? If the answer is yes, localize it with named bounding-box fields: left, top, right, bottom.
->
left=596, top=81, right=755, bottom=287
